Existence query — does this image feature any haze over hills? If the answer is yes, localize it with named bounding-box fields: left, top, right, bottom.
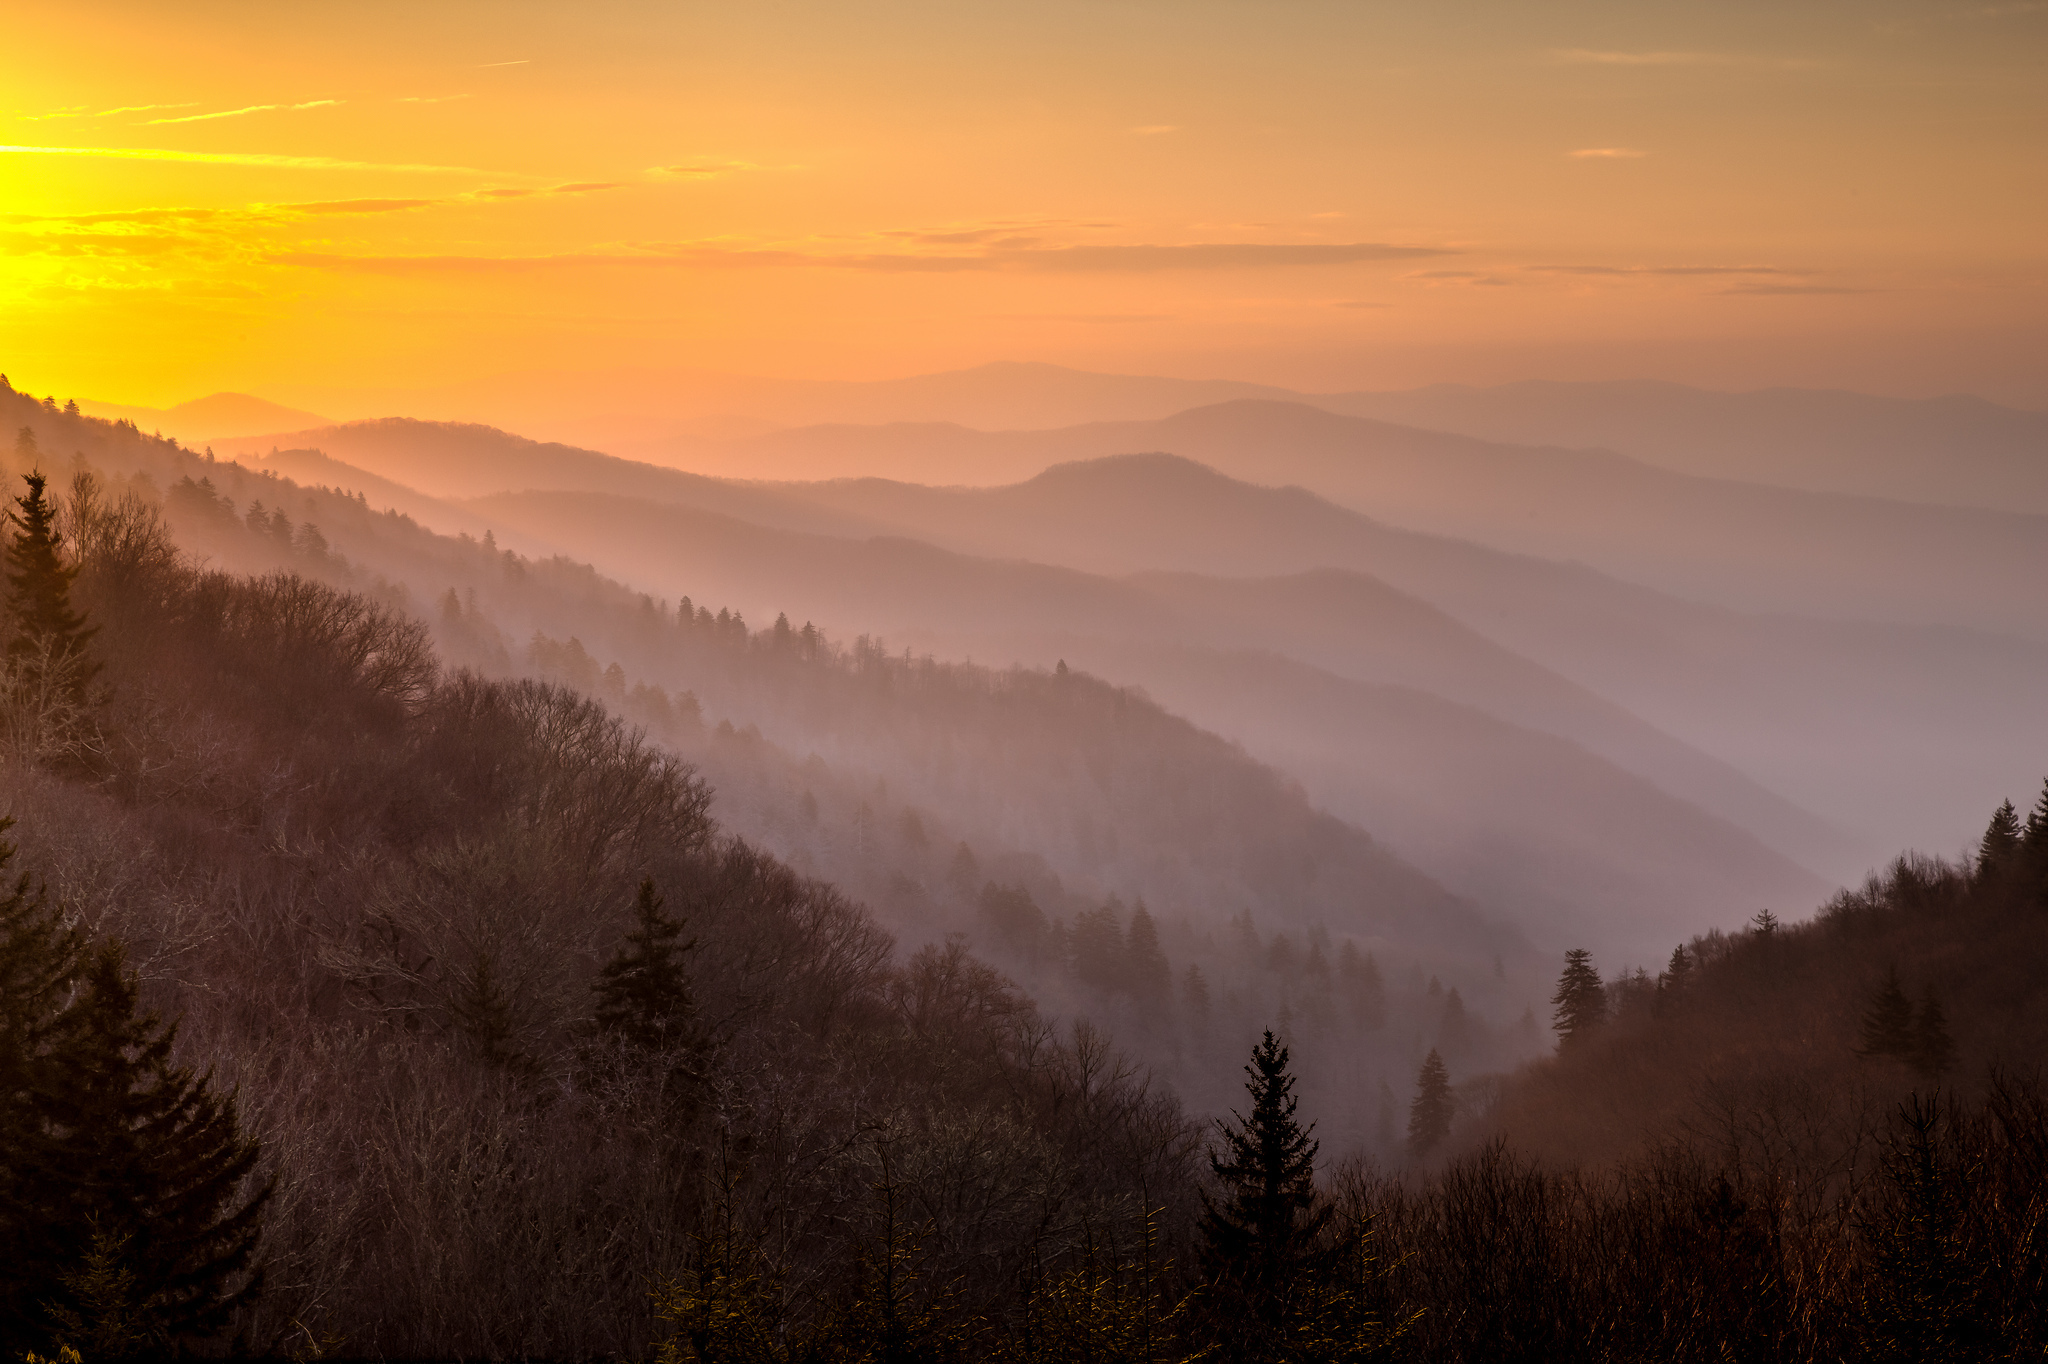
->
left=713, top=401, right=2048, bottom=639
left=1316, top=379, right=2048, bottom=514
left=78, top=391, right=332, bottom=444
left=252, top=362, right=2047, bottom=517
left=222, top=399, right=2048, bottom=643
left=465, top=486, right=1834, bottom=957
left=209, top=406, right=2048, bottom=875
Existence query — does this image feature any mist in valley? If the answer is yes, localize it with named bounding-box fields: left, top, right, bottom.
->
left=8, top=0, right=2048, bottom=1356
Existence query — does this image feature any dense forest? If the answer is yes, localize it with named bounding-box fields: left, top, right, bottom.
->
left=3, top=378, right=2046, bottom=1361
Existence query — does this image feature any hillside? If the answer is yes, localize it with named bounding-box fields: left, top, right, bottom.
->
left=218, top=414, right=2048, bottom=873
left=467, top=485, right=1834, bottom=958
left=1471, top=806, right=2048, bottom=1169
left=3, top=379, right=1531, bottom=1130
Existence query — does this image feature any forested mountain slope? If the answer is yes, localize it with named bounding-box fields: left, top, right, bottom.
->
left=467, top=485, right=1833, bottom=957
left=5, top=378, right=1528, bottom=1131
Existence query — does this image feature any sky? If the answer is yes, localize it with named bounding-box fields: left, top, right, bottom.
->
left=3, top=0, right=2045, bottom=411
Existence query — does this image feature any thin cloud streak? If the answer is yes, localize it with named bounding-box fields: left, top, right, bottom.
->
left=1570, top=148, right=1647, bottom=159
left=26, top=102, right=199, bottom=121
left=0, top=144, right=491, bottom=174
left=1552, top=49, right=1820, bottom=70
left=270, top=238, right=1456, bottom=275
left=146, top=100, right=342, bottom=125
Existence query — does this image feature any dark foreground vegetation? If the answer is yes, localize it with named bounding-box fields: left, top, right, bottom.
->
left=0, top=411, right=2045, bottom=1359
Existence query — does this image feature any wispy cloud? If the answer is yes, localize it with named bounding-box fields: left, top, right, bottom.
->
left=652, top=160, right=760, bottom=178
left=25, top=102, right=199, bottom=121
left=398, top=94, right=472, bottom=105
left=1719, top=282, right=1876, bottom=295
left=271, top=237, right=1455, bottom=275
left=287, top=198, right=437, bottom=214
left=1570, top=147, right=1647, bottom=159
left=146, top=100, right=342, bottom=125
left=1406, top=269, right=1513, bottom=286
left=1531, top=264, right=1794, bottom=276
left=1552, top=49, right=1818, bottom=70
left=477, top=60, right=530, bottom=68
left=0, top=144, right=489, bottom=174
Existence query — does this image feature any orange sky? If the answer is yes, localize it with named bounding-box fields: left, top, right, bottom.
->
left=3, top=0, right=2045, bottom=411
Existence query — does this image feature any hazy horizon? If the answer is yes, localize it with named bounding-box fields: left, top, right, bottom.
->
left=5, top=3, right=2045, bottom=1357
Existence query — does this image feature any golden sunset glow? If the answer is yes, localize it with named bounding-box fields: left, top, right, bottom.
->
left=4, top=0, right=2045, bottom=412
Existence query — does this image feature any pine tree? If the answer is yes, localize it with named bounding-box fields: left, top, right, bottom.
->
left=1976, top=800, right=2022, bottom=879
left=1406, top=1050, right=1454, bottom=1162
left=0, top=826, right=87, bottom=1351
left=1911, top=987, right=1956, bottom=1078
left=7, top=938, right=267, bottom=1357
left=1198, top=1030, right=1332, bottom=1355
left=1859, top=965, right=1916, bottom=1059
left=4, top=471, right=99, bottom=698
left=1550, top=949, right=1605, bottom=1047
left=2023, top=779, right=2048, bottom=848
left=593, top=877, right=699, bottom=1053
left=1124, top=901, right=1171, bottom=1009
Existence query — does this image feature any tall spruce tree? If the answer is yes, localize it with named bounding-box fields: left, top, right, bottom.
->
left=1198, top=1030, right=1332, bottom=1357
left=1976, top=800, right=2022, bottom=880
left=0, top=825, right=86, bottom=1353
left=1406, top=1050, right=1453, bottom=1162
left=1, top=844, right=267, bottom=1360
left=1859, top=965, right=1916, bottom=1059
left=594, top=876, right=699, bottom=1052
left=1550, top=949, right=1606, bottom=1047
left=5, top=471, right=99, bottom=696
left=1911, top=987, right=1956, bottom=1078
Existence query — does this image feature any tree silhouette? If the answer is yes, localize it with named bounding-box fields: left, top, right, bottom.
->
left=1860, top=965, right=1916, bottom=1059
left=5, top=933, right=267, bottom=1357
left=1977, top=800, right=2022, bottom=880
left=5, top=471, right=99, bottom=699
left=1911, top=987, right=1955, bottom=1078
left=1199, top=1030, right=1331, bottom=1356
left=593, top=876, right=699, bottom=1054
left=1406, top=1049, right=1454, bottom=1162
left=1551, top=949, right=1605, bottom=1047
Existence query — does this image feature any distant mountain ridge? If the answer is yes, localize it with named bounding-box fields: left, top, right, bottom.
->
left=79, top=391, right=332, bottom=443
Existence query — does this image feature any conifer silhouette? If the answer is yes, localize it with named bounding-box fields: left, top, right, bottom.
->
left=1, top=904, right=267, bottom=1357
left=1199, top=1029, right=1331, bottom=1351
left=1551, top=949, right=1605, bottom=1046
left=1911, top=987, right=1955, bottom=1078
left=1977, top=799, right=2022, bottom=879
left=1859, top=965, right=1916, bottom=1059
left=1406, top=1049, right=1454, bottom=1162
left=594, top=876, right=699, bottom=1053
left=4, top=471, right=99, bottom=699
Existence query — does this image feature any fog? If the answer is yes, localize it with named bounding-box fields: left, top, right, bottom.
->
left=6, top=367, right=2047, bottom=1358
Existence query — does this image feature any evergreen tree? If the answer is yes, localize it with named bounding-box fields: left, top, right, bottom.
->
left=1406, top=1050, right=1454, bottom=1162
left=1550, top=949, right=1605, bottom=1047
left=1124, top=901, right=1171, bottom=1008
left=1859, top=965, right=1916, bottom=1059
left=594, top=877, right=699, bottom=1053
left=1198, top=1030, right=1332, bottom=1357
left=1662, top=943, right=1694, bottom=992
left=3, top=931, right=267, bottom=1358
left=0, top=827, right=87, bottom=1351
left=2023, top=779, right=2048, bottom=848
left=1911, top=987, right=1956, bottom=1078
left=1976, top=800, right=2022, bottom=879
left=4, top=471, right=99, bottom=697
